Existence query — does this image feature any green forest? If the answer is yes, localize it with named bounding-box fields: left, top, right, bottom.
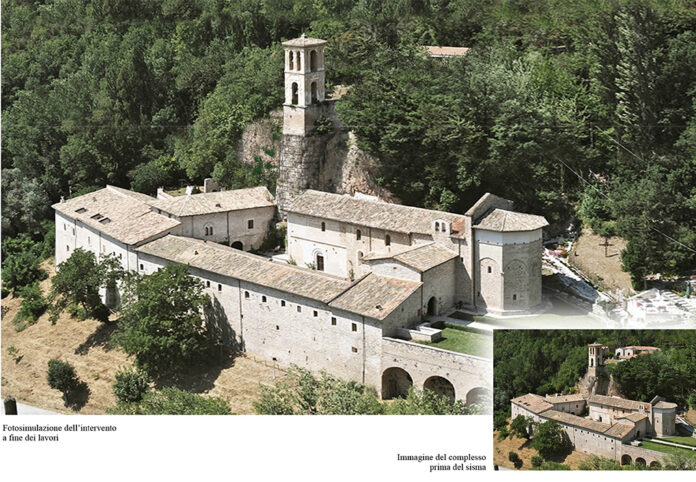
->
left=2, top=0, right=696, bottom=295
left=493, top=330, right=696, bottom=426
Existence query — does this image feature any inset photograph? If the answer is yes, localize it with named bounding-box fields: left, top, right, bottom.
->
left=493, top=330, right=696, bottom=470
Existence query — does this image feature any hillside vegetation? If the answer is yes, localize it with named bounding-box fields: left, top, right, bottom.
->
left=493, top=330, right=696, bottom=426
left=3, top=0, right=695, bottom=292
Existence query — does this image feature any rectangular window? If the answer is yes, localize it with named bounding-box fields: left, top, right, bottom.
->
left=281, top=300, right=286, bottom=307
left=352, top=323, right=357, bottom=332
left=139, top=263, right=144, bottom=271
left=297, top=306, right=301, bottom=313
left=331, top=317, right=337, bottom=326
left=247, top=219, right=254, bottom=229
left=262, top=295, right=267, bottom=303
left=245, top=291, right=250, bottom=299
left=218, top=284, right=222, bottom=292
left=351, top=347, right=358, bottom=353
left=316, top=254, right=324, bottom=271
left=206, top=280, right=211, bottom=288
left=66, top=245, right=70, bottom=252
left=313, top=310, right=318, bottom=317
left=64, top=223, right=67, bottom=231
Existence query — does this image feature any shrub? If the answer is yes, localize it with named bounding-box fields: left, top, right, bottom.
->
left=508, top=451, right=523, bottom=469
left=531, top=455, right=543, bottom=467
left=113, top=368, right=150, bottom=403
left=497, top=427, right=510, bottom=441
left=108, top=387, right=232, bottom=415
left=47, top=359, right=78, bottom=393
left=13, top=283, right=48, bottom=330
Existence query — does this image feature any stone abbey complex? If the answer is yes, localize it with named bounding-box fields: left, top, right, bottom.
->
left=52, top=36, right=550, bottom=404
left=511, top=344, right=679, bottom=466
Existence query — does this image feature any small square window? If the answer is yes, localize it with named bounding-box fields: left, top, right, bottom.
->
left=247, top=220, right=254, bottom=229
left=245, top=291, right=250, bottom=299
left=352, top=323, right=357, bottom=332
left=313, top=310, right=318, bottom=317
left=297, top=306, right=301, bottom=313
left=331, top=317, right=337, bottom=326
left=262, top=295, right=267, bottom=303
left=218, top=284, right=222, bottom=292
left=351, top=347, right=358, bottom=353
left=281, top=300, right=286, bottom=307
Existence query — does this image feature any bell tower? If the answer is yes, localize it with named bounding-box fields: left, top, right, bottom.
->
left=282, top=35, right=327, bottom=136
left=277, top=35, right=330, bottom=217
left=588, top=343, right=603, bottom=377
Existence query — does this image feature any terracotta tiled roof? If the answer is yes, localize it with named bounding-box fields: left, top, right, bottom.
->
left=287, top=190, right=468, bottom=238
left=623, top=346, right=660, bottom=351
left=282, top=36, right=326, bottom=47
left=473, top=208, right=549, bottom=232
left=541, top=410, right=612, bottom=434
left=424, top=46, right=470, bottom=57
left=148, top=187, right=275, bottom=217
left=588, top=395, right=644, bottom=411
left=52, top=186, right=180, bottom=246
left=603, top=423, right=635, bottom=439
left=546, top=394, right=586, bottom=404
left=364, top=243, right=458, bottom=272
left=329, top=273, right=421, bottom=321
left=617, top=412, right=648, bottom=423
left=511, top=394, right=553, bottom=414
left=136, top=236, right=421, bottom=321
left=393, top=243, right=458, bottom=272
left=653, top=401, right=677, bottom=410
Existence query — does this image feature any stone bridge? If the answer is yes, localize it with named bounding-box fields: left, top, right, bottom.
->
left=379, top=338, right=492, bottom=406
left=619, top=444, right=669, bottom=467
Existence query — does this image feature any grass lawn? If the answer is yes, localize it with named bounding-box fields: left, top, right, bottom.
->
left=419, top=323, right=492, bottom=358
left=654, top=436, right=696, bottom=448
left=640, top=440, right=696, bottom=457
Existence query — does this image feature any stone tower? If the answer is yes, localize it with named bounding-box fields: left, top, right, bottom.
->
left=276, top=35, right=330, bottom=217
left=588, top=343, right=604, bottom=377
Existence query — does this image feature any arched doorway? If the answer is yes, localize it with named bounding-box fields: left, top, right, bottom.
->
left=466, top=387, right=491, bottom=406
left=635, top=457, right=646, bottom=466
left=649, top=461, right=660, bottom=468
left=231, top=241, right=243, bottom=250
left=621, top=454, right=632, bottom=466
left=381, top=367, right=413, bottom=399
left=423, top=376, right=455, bottom=402
left=427, top=296, right=437, bottom=316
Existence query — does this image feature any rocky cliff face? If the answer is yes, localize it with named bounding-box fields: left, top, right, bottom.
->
left=238, top=110, right=396, bottom=204
left=236, top=109, right=282, bottom=167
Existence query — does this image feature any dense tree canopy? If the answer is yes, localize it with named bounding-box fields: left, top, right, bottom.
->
left=2, top=0, right=695, bottom=284
left=494, top=330, right=696, bottom=420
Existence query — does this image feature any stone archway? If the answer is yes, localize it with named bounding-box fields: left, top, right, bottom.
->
left=649, top=461, right=660, bottom=468
left=381, top=367, right=413, bottom=400
left=466, top=387, right=491, bottom=406
left=423, top=376, right=455, bottom=402
left=621, top=454, right=632, bottom=466
left=231, top=241, right=243, bottom=250
left=635, top=457, right=646, bottom=466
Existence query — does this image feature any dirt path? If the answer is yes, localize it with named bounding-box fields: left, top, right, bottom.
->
left=1, top=260, right=283, bottom=414
left=493, top=431, right=593, bottom=470
left=569, top=228, right=633, bottom=295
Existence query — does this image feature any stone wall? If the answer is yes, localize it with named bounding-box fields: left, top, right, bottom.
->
left=380, top=337, right=491, bottom=403
left=176, top=206, right=275, bottom=251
